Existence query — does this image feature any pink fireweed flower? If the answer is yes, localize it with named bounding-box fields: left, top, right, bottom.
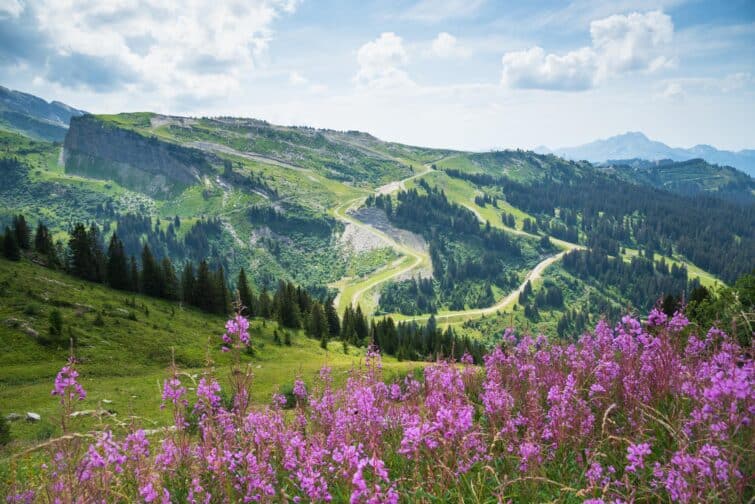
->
left=350, top=455, right=398, bottom=504
left=293, top=379, right=307, bottom=399
left=518, top=442, right=542, bottom=472
left=647, top=307, right=668, bottom=327
left=195, top=376, right=222, bottom=410
left=51, top=357, right=86, bottom=404
left=668, top=311, right=689, bottom=332
left=10, top=307, right=755, bottom=503
left=222, top=314, right=250, bottom=351
left=272, top=392, right=287, bottom=409
left=6, top=490, right=35, bottom=504
left=626, top=442, right=652, bottom=473
left=161, top=375, right=187, bottom=408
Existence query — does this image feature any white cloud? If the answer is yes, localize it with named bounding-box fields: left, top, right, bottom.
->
left=720, top=72, right=753, bottom=93
left=289, top=71, right=308, bottom=85
left=659, top=82, right=684, bottom=101
left=590, top=10, right=673, bottom=77
left=288, top=70, right=328, bottom=94
left=4, top=0, right=299, bottom=100
left=658, top=73, right=754, bottom=98
left=354, top=32, right=413, bottom=89
left=501, top=10, right=674, bottom=91
left=430, top=32, right=469, bottom=58
left=0, top=0, right=23, bottom=17
left=501, top=46, right=597, bottom=91
left=401, top=0, right=485, bottom=23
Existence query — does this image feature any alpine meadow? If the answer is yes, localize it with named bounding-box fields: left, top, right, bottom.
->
left=0, top=1, right=753, bottom=503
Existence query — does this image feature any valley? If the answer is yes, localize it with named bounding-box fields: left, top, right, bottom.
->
left=0, top=84, right=753, bottom=503
left=2, top=104, right=749, bottom=345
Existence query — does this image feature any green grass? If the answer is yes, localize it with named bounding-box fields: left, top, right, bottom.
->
left=0, top=258, right=423, bottom=452
left=407, top=170, right=537, bottom=232
left=346, top=248, right=399, bottom=278
left=620, top=247, right=722, bottom=288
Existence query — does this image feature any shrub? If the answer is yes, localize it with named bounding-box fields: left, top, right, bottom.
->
left=0, top=414, right=10, bottom=446
left=23, top=303, right=39, bottom=316
left=48, top=309, right=63, bottom=338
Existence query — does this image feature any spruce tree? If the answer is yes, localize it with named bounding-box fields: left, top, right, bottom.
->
left=34, top=222, right=52, bottom=255
left=161, top=257, right=179, bottom=301
left=106, top=234, right=130, bottom=290
left=258, top=288, right=272, bottom=319
left=129, top=256, right=139, bottom=292
left=87, top=223, right=106, bottom=283
left=68, top=223, right=94, bottom=280
left=13, top=215, right=30, bottom=250
left=308, top=302, right=328, bottom=341
left=275, top=281, right=301, bottom=329
left=214, top=265, right=230, bottom=315
left=341, top=306, right=356, bottom=344
left=181, top=262, right=196, bottom=306
left=140, top=244, right=162, bottom=297
left=325, top=297, right=340, bottom=337
left=2, top=227, right=20, bottom=261
left=194, top=260, right=214, bottom=313
left=354, top=305, right=368, bottom=343
left=237, top=267, right=255, bottom=316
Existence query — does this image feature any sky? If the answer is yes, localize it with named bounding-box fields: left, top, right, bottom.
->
left=1, top=0, right=754, bottom=151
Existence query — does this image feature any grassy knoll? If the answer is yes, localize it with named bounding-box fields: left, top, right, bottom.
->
left=620, top=247, right=721, bottom=288
left=0, top=259, right=423, bottom=451
left=406, top=170, right=536, bottom=232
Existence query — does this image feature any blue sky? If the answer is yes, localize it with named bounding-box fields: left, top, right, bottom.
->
left=1, top=0, right=753, bottom=150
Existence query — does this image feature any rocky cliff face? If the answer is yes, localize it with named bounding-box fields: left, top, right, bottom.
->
left=63, top=115, right=212, bottom=197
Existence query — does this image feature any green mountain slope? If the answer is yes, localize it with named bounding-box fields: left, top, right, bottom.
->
left=0, top=257, right=421, bottom=446
left=1, top=89, right=749, bottom=342
left=600, top=157, right=754, bottom=203
left=0, top=85, right=84, bottom=141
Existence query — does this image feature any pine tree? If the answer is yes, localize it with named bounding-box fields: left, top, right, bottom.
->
left=194, top=260, right=214, bottom=313
left=237, top=268, right=255, bottom=316
left=2, top=227, right=20, bottom=261
left=68, top=223, right=95, bottom=281
left=13, top=215, right=30, bottom=250
left=325, top=297, right=340, bottom=337
left=140, top=244, right=162, bottom=297
left=354, top=305, right=368, bottom=343
left=181, top=262, right=196, bottom=306
left=87, top=223, right=106, bottom=283
left=275, top=281, right=301, bottom=329
left=340, top=306, right=357, bottom=344
left=214, top=265, right=230, bottom=315
left=129, top=256, right=139, bottom=292
left=34, top=222, right=52, bottom=255
left=161, top=257, right=179, bottom=301
left=106, top=233, right=130, bottom=290
left=258, top=288, right=272, bottom=319
left=308, top=301, right=328, bottom=341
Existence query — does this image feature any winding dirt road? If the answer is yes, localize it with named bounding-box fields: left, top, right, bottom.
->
left=332, top=162, right=582, bottom=324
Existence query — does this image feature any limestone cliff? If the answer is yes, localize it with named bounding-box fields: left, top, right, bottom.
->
left=63, top=115, right=212, bottom=198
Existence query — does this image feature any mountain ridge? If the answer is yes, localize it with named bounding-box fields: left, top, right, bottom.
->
left=539, top=131, right=755, bottom=176
left=0, top=85, right=85, bottom=142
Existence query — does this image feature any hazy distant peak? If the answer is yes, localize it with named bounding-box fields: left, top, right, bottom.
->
left=549, top=132, right=755, bottom=176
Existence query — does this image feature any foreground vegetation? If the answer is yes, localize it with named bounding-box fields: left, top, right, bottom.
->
left=2, top=305, right=752, bottom=502
left=0, top=258, right=421, bottom=448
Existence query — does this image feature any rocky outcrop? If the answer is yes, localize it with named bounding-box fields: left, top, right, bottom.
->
left=63, top=115, right=212, bottom=198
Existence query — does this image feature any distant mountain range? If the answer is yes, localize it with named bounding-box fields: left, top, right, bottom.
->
left=0, top=85, right=85, bottom=141
left=537, top=132, right=755, bottom=177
